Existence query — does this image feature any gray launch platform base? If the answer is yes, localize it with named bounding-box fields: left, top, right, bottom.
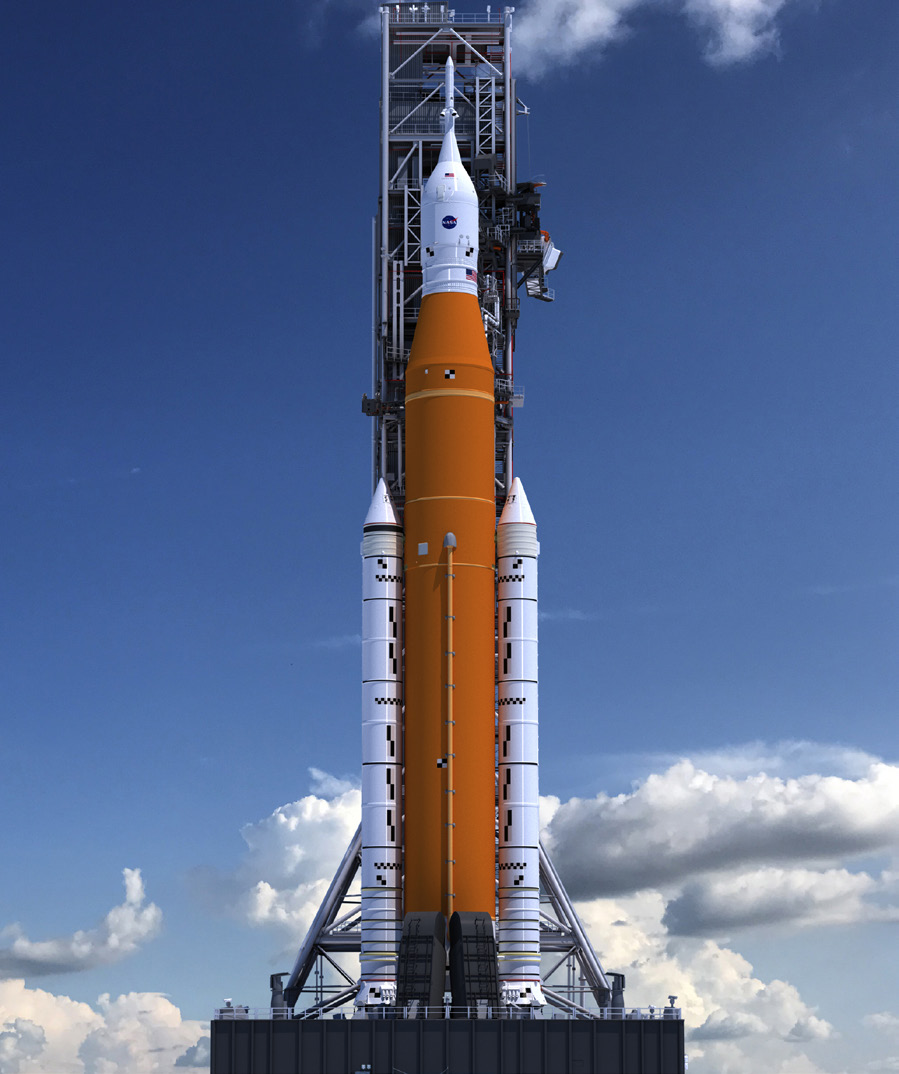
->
left=210, top=1015, right=685, bottom=1074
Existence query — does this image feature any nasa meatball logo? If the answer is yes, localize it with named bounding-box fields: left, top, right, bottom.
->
left=441, top=215, right=458, bottom=230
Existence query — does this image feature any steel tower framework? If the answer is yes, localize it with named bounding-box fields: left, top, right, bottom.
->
left=364, top=3, right=556, bottom=519
left=279, top=1, right=616, bottom=1019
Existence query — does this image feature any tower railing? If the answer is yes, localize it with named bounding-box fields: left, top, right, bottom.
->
left=213, top=1003, right=684, bottom=1022
left=387, top=11, right=506, bottom=25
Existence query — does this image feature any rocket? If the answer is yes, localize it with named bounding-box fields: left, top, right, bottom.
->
left=496, top=478, right=543, bottom=1006
left=359, top=478, right=404, bottom=1004
left=403, top=53, right=496, bottom=930
left=358, top=59, right=544, bottom=1009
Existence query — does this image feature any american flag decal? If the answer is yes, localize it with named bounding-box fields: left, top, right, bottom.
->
left=466, top=268, right=477, bottom=281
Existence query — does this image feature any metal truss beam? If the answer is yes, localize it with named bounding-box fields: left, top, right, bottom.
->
left=281, top=828, right=614, bottom=1015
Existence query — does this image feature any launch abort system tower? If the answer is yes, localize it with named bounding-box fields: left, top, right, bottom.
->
left=211, top=6, right=686, bottom=1072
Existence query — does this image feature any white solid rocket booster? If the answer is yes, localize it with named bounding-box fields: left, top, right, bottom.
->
left=358, top=478, right=404, bottom=1005
left=496, top=477, right=545, bottom=1006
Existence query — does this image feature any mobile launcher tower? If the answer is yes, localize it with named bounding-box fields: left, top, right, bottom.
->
left=211, top=6, right=685, bottom=1073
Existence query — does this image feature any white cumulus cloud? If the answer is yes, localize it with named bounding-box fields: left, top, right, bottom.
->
left=515, top=0, right=811, bottom=75
left=0, top=870, right=162, bottom=979
left=664, top=865, right=899, bottom=935
left=784, top=1013, right=833, bottom=1042
left=682, top=0, right=792, bottom=64
left=573, top=891, right=833, bottom=1073
left=196, top=769, right=361, bottom=943
left=0, top=1018, right=45, bottom=1073
left=866, top=1012, right=899, bottom=1038
left=651, top=740, right=882, bottom=781
left=0, top=981, right=206, bottom=1074
left=515, top=0, right=642, bottom=74
left=78, top=993, right=205, bottom=1074
left=174, top=1034, right=210, bottom=1067
left=543, top=760, right=899, bottom=899
left=691, top=1008, right=768, bottom=1039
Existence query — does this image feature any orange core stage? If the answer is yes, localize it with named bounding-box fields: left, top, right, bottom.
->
left=403, top=291, right=497, bottom=920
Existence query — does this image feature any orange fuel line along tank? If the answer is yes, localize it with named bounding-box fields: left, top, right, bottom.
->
left=403, top=289, right=496, bottom=920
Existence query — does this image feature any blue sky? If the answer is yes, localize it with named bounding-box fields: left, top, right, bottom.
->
left=1, top=1, right=897, bottom=1071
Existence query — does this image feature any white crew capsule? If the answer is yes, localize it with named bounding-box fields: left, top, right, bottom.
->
left=421, top=58, right=479, bottom=298
left=496, top=478, right=545, bottom=1007
left=358, top=479, right=404, bottom=1007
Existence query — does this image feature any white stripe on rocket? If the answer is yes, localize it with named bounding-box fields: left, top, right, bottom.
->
left=358, top=479, right=404, bottom=1006
left=496, top=478, right=545, bottom=1007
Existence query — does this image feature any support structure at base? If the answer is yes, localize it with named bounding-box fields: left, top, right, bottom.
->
left=278, top=826, right=625, bottom=1018
left=211, top=1012, right=685, bottom=1074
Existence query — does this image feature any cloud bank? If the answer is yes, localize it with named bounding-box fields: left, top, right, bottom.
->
left=199, top=748, right=899, bottom=1072
left=191, top=769, right=361, bottom=944
left=664, top=866, right=899, bottom=935
left=514, top=0, right=807, bottom=74
left=0, top=980, right=206, bottom=1074
left=543, top=759, right=899, bottom=906
left=0, top=870, right=162, bottom=979
left=0, top=1018, right=45, bottom=1073
left=574, top=890, right=834, bottom=1072
left=650, top=740, right=882, bottom=781
left=225, top=753, right=899, bottom=947
left=174, top=1034, right=211, bottom=1067
left=866, top=1012, right=899, bottom=1038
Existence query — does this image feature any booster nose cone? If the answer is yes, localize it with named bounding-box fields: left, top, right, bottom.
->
left=498, top=478, right=536, bottom=527
left=497, top=478, right=539, bottom=560
left=364, top=478, right=401, bottom=532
